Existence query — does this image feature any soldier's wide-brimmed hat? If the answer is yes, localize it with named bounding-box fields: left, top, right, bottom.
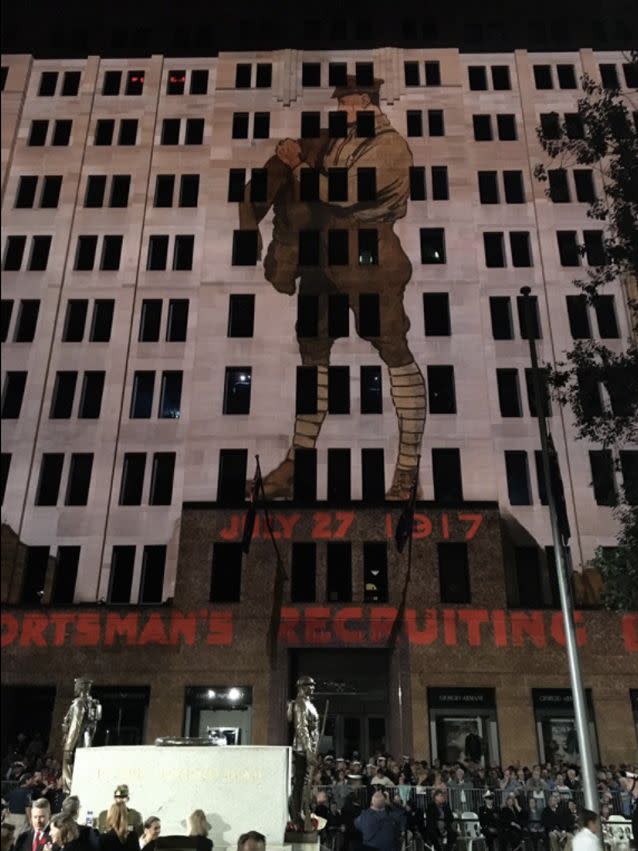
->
left=331, top=75, right=384, bottom=99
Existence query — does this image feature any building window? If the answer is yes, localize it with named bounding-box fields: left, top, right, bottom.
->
left=302, top=62, right=321, bottom=87
left=138, top=545, right=166, bottom=604
left=85, top=175, right=106, bottom=207
left=425, top=61, right=441, bottom=86
left=540, top=113, right=561, bottom=140
left=78, top=372, right=105, bottom=419
left=166, top=299, right=188, bottom=342
left=301, top=112, right=321, bottom=139
left=185, top=118, right=204, bottom=145
left=102, top=70, right=121, bottom=95
left=161, top=119, right=180, bottom=145
left=231, top=112, right=249, bottom=140
left=565, top=113, right=585, bottom=139
left=255, top=64, right=272, bottom=88
left=420, top=228, right=446, bottom=264
left=620, top=451, right=638, bottom=506
left=4, top=236, right=27, bottom=271
left=227, top=294, right=254, bottom=338
left=423, top=293, right=451, bottom=336
left=362, top=448, right=385, bottom=502
left=1, top=300, right=13, bottom=343
left=294, top=448, right=317, bottom=503
left=110, top=175, right=131, bottom=207
left=404, top=62, right=420, bottom=87
left=327, top=449, right=351, bottom=502
left=327, top=542, right=352, bottom=602
left=432, top=448, right=463, bottom=503
left=35, top=453, right=64, bottom=506
left=431, top=166, right=449, bottom=200
left=548, top=169, right=570, bottom=202
left=223, top=367, right=252, bottom=415
left=38, top=71, right=58, bottom=96
left=297, top=295, right=319, bottom=338
left=147, top=235, right=169, bottom=270
left=51, top=121, right=72, bottom=146
left=589, top=450, right=616, bottom=506
left=75, top=235, right=98, bottom=271
left=583, top=231, right=606, bottom=267
left=492, top=65, right=511, bottom=90
left=299, top=231, right=320, bottom=266
left=42, top=174, right=63, bottom=208
left=130, top=372, right=154, bottom=419
left=328, top=168, right=348, bottom=202
left=360, top=366, right=383, bottom=414
left=65, top=453, right=93, bottom=506
left=173, top=235, right=194, bottom=271
left=484, top=232, right=505, bottom=267
left=327, top=294, right=349, bottom=338
left=329, top=63, right=347, bottom=86
left=15, top=176, right=38, bottom=208
left=428, top=110, right=444, bottom=136
left=217, top=449, right=247, bottom=504
left=599, top=64, right=619, bottom=90
left=50, top=371, right=77, bottom=419
left=409, top=167, right=426, bottom=201
left=108, top=546, right=136, bottom=604
left=593, top=295, right=619, bottom=339
left=356, top=112, right=375, bottom=138
left=14, top=300, right=40, bottom=343
left=524, top=368, right=551, bottom=417
left=22, top=547, right=50, bottom=604
left=504, top=171, right=525, bottom=203
left=358, top=293, right=380, bottom=337
left=235, top=63, right=252, bottom=88
left=51, top=546, right=80, bottom=605
left=557, top=231, right=580, bottom=267
left=438, top=542, right=471, bottom=603
left=510, top=232, right=532, bottom=267
left=328, top=111, right=348, bottom=139
left=363, top=542, right=388, bottom=602
left=533, top=65, right=553, bottom=89
left=88, top=300, right=113, bottom=343
left=566, top=295, right=591, bottom=339
left=27, top=236, right=51, bottom=272
left=94, top=119, right=115, bottom=146
left=1, top=372, right=27, bottom=419
left=167, top=69, right=186, bottom=94
left=253, top=112, right=270, bottom=139
left=497, top=114, right=517, bottom=141
left=63, top=300, right=88, bottom=342
left=478, top=171, right=499, bottom=204
left=120, top=453, right=146, bottom=506
left=358, top=230, right=378, bottom=266
left=473, top=115, right=492, bottom=141
left=227, top=169, right=246, bottom=203
left=328, top=366, right=350, bottom=414
left=149, top=453, right=175, bottom=505
left=427, top=365, right=456, bottom=414
left=516, top=295, right=542, bottom=340
left=101, top=235, right=123, bottom=271
left=574, top=170, right=596, bottom=203
left=232, top=231, right=258, bottom=266
left=125, top=70, right=145, bottom=95
left=1, top=454, right=10, bottom=505
left=557, top=64, right=577, bottom=89
left=357, top=168, right=376, bottom=202
left=296, top=366, right=317, bottom=415
left=159, top=371, right=182, bottom=419
left=210, top=543, right=242, bottom=603
left=496, top=369, right=522, bottom=417
left=468, top=66, right=487, bottom=90
left=28, top=120, right=49, bottom=146
left=505, top=450, right=532, bottom=505
left=407, top=110, right=423, bottom=137
left=139, top=300, right=162, bottom=341
left=291, top=543, right=316, bottom=603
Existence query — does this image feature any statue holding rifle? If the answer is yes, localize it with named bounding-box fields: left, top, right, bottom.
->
left=287, top=675, right=327, bottom=834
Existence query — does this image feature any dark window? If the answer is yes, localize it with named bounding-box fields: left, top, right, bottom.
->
left=85, top=175, right=107, bottom=207
left=428, top=110, right=444, bottom=136
left=38, top=71, right=58, bottom=96
left=149, top=453, right=175, bottom=505
left=139, top=300, right=162, bottom=341
left=484, top=232, right=505, bottom=267
left=253, top=112, right=270, bottom=139
left=255, top=64, right=272, bottom=88
left=548, top=169, right=570, bottom=202
left=139, top=546, right=166, bottom=604
left=478, top=171, right=499, bottom=204
left=167, top=69, right=186, bottom=94
left=235, top=63, right=252, bottom=88
left=147, top=235, right=169, bottom=270
left=291, top=543, right=316, bottom=603
left=249, top=169, right=267, bottom=203
left=296, top=367, right=317, bottom=414
left=557, top=64, right=577, bottom=89
left=356, top=112, right=375, bottom=138
left=15, top=176, right=38, bottom=208
left=328, top=168, right=348, bottom=202
left=409, top=167, right=426, bottom=200
left=217, top=449, right=247, bottom=505
left=159, top=371, right=182, bottom=418
left=35, top=453, right=64, bottom=505
left=363, top=542, right=388, bottom=603
left=423, top=293, right=450, bottom=336
left=4, top=236, right=26, bottom=271
left=427, top=365, right=456, bottom=414
left=492, top=65, right=511, bottom=90
left=110, top=175, right=130, bottom=207
left=52, top=120, right=71, bottom=146
left=125, top=70, right=145, bottom=95
left=510, top=232, right=532, bottom=267
left=620, top=451, right=638, bottom=506
left=356, top=62, right=374, bottom=85
left=301, top=112, right=321, bottom=139
left=566, top=295, right=591, bottom=339
left=361, top=366, right=383, bottom=414
left=327, top=230, right=349, bottom=266
left=328, top=366, right=350, bottom=414
left=362, top=448, right=385, bottom=502
left=359, top=293, right=380, bottom=337
left=161, top=118, right=180, bottom=144
left=497, top=114, right=517, bottom=140
left=535, top=451, right=550, bottom=505
left=358, top=229, right=378, bottom=265
left=623, top=62, right=638, bottom=89
left=327, top=448, right=351, bottom=502
left=51, top=546, right=80, bottom=605
left=576, top=371, right=604, bottom=421
left=101, top=235, right=122, bottom=271
left=405, top=62, right=420, bottom=86
left=329, top=63, right=347, bottom=87
left=75, top=235, right=97, bottom=271
left=78, top=372, right=105, bottom=418
left=432, top=448, right=463, bottom=503
left=27, top=236, right=51, bottom=271
left=40, top=175, right=62, bottom=208
left=525, top=368, right=551, bottom=417
left=357, top=168, right=376, bottom=202
left=22, top=547, right=50, bottom=604
left=1, top=372, right=27, bottom=419
left=328, top=111, right=347, bottom=138
left=468, top=66, right=487, bottom=90
left=504, top=171, right=525, bottom=203
left=0, top=453, right=10, bottom=504
left=327, top=542, right=352, bottom=603
left=190, top=69, right=209, bottom=94
left=438, top=542, right=471, bottom=604
left=299, top=230, right=320, bottom=266
left=185, top=118, right=204, bottom=145
left=228, top=294, right=254, bottom=338
left=50, top=371, right=77, bottom=418
left=505, top=450, right=531, bottom=505
left=599, top=64, right=619, bottom=90
left=565, top=113, right=585, bottom=139
left=167, top=299, right=189, bottom=342
left=102, top=70, right=121, bottom=95
left=173, top=235, right=194, bottom=270
left=223, top=367, right=252, bottom=415
left=517, top=295, right=541, bottom=340
left=227, top=169, right=245, bottom=203
left=302, top=63, right=321, bottom=87
left=294, top=448, right=317, bottom=503
left=297, top=296, right=319, bottom=338
left=540, top=112, right=561, bottom=140
left=232, top=231, right=258, bottom=265
left=496, top=369, right=522, bottom=416
left=120, top=453, right=146, bottom=505
left=130, top=371, right=154, bottom=418
left=406, top=110, right=423, bottom=137
left=0, top=67, right=7, bottom=92
left=584, top=231, right=606, bottom=266
left=514, top=547, right=543, bottom=608
left=574, top=169, right=596, bottom=203
left=210, top=543, right=242, bottom=602
left=14, top=300, right=40, bottom=342
left=108, top=546, right=135, bottom=604
left=29, top=120, right=49, bottom=146
left=299, top=169, right=319, bottom=202
left=1, top=300, right=13, bottom=342
left=65, top=453, right=93, bottom=505
left=431, top=166, right=449, bottom=200
left=420, top=228, right=446, bottom=264
left=90, top=300, right=114, bottom=343
left=154, top=174, right=175, bottom=207
left=425, top=61, right=441, bottom=86
left=473, top=115, right=492, bottom=141
left=534, top=65, right=553, bottom=89
left=557, top=231, right=580, bottom=266
left=589, top=450, right=616, bottom=506
left=62, top=71, right=81, bottom=96
left=593, top=295, right=620, bottom=339
left=328, top=294, right=349, bottom=337
left=63, top=300, right=88, bottom=342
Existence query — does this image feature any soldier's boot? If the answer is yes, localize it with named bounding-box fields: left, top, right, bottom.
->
left=386, top=361, right=426, bottom=500
left=256, top=365, right=329, bottom=500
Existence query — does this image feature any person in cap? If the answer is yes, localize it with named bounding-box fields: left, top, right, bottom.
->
left=97, top=788, right=142, bottom=838
left=479, top=791, right=499, bottom=851
left=241, top=74, right=424, bottom=501
left=286, top=676, right=320, bottom=831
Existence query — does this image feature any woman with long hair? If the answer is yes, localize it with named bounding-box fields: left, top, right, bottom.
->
left=187, top=811, right=213, bottom=851
left=49, top=815, right=79, bottom=851
left=99, top=803, right=139, bottom=851
left=139, top=819, right=160, bottom=851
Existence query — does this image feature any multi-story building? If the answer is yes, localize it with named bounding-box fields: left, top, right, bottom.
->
left=1, top=47, right=637, bottom=764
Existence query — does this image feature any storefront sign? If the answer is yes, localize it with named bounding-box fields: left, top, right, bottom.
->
left=2, top=608, right=637, bottom=652
left=428, top=687, right=495, bottom=709
left=532, top=688, right=594, bottom=710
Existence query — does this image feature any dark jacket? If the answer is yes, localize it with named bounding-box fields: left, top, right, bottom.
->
left=354, top=807, right=401, bottom=851
left=15, top=828, right=51, bottom=851
left=98, top=830, right=139, bottom=851
left=541, top=806, right=568, bottom=833
left=192, top=839, right=213, bottom=851
left=424, top=801, right=456, bottom=845
left=479, top=805, right=500, bottom=837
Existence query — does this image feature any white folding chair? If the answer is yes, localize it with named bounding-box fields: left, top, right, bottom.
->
left=459, top=812, right=486, bottom=851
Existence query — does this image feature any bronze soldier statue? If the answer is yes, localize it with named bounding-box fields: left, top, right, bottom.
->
left=287, top=675, right=320, bottom=832
left=61, top=677, right=102, bottom=792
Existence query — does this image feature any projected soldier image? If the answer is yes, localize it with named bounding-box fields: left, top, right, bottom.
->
left=239, top=76, right=425, bottom=501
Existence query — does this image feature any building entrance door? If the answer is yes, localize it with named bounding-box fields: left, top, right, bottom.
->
left=290, top=649, right=391, bottom=759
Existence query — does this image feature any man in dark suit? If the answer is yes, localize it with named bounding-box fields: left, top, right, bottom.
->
left=14, top=798, right=51, bottom=851
left=425, top=790, right=457, bottom=851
